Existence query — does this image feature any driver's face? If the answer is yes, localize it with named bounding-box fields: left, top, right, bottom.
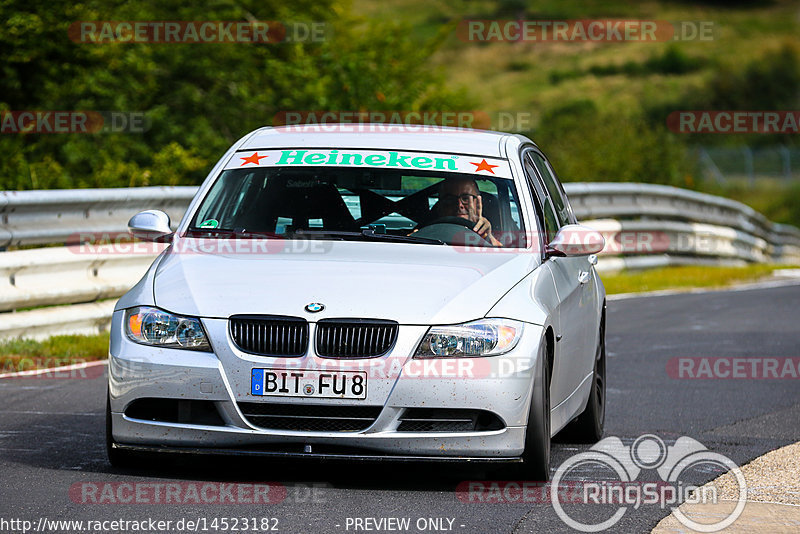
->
left=440, top=180, right=480, bottom=222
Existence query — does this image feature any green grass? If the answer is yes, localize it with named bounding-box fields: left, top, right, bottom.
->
left=354, top=0, right=800, bottom=121
left=602, top=264, right=797, bottom=295
left=0, top=333, right=109, bottom=372
left=702, top=178, right=800, bottom=227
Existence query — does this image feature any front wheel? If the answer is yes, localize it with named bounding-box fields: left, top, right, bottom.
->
left=519, top=340, right=551, bottom=480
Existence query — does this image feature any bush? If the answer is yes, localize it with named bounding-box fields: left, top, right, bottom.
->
left=0, top=1, right=471, bottom=190
left=586, top=46, right=704, bottom=78
left=531, top=100, right=697, bottom=186
left=643, top=44, right=800, bottom=149
left=703, top=43, right=800, bottom=111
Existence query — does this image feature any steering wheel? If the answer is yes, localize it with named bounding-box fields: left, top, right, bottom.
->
left=423, top=216, right=478, bottom=230
left=414, top=216, right=492, bottom=246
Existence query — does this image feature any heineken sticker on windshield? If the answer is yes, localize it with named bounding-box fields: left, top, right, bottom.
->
left=199, top=219, right=219, bottom=228
left=225, top=149, right=512, bottom=178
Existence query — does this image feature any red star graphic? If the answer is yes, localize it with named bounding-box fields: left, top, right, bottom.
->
left=470, top=158, right=499, bottom=174
left=240, top=152, right=268, bottom=166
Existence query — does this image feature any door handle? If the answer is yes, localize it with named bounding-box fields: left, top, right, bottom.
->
left=588, top=254, right=598, bottom=266
left=578, top=271, right=590, bottom=285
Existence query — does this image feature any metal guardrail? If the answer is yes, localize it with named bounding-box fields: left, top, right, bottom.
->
left=1, top=183, right=798, bottom=339
left=0, top=186, right=195, bottom=248
left=563, top=183, right=800, bottom=267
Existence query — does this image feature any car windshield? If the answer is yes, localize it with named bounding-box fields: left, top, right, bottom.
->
left=189, top=165, right=527, bottom=247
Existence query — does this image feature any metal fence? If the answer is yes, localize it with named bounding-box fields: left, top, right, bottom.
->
left=697, top=146, right=800, bottom=183
left=1, top=183, right=799, bottom=339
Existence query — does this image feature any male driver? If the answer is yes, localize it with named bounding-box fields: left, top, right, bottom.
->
left=438, top=176, right=503, bottom=247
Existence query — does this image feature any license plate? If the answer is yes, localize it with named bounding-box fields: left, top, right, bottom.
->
left=251, top=369, right=367, bottom=399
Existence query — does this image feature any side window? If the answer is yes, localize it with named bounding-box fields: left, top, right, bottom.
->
left=541, top=156, right=575, bottom=222
left=541, top=196, right=559, bottom=243
left=530, top=152, right=571, bottom=226
left=522, top=153, right=559, bottom=247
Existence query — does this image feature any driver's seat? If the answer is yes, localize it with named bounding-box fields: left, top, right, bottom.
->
left=479, top=192, right=502, bottom=233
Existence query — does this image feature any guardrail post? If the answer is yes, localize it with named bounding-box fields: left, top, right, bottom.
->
left=779, top=145, right=791, bottom=180
left=741, top=146, right=754, bottom=185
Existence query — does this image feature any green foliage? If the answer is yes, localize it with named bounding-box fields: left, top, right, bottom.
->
left=0, top=332, right=110, bottom=363
left=0, top=0, right=469, bottom=190
left=701, top=43, right=800, bottom=111
left=532, top=100, right=696, bottom=186
left=646, top=44, right=800, bottom=147
left=594, top=46, right=704, bottom=76
left=550, top=46, right=704, bottom=84
left=703, top=179, right=800, bottom=227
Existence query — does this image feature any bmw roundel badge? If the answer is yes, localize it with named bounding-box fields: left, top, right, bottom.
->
left=305, top=302, right=325, bottom=313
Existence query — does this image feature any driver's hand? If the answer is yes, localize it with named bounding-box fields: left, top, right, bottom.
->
left=473, top=216, right=492, bottom=237
left=473, top=196, right=503, bottom=247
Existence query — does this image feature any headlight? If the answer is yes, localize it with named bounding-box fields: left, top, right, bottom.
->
left=414, top=319, right=524, bottom=358
left=124, top=306, right=211, bottom=351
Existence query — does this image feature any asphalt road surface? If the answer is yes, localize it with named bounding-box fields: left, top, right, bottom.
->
left=1, top=283, right=799, bottom=534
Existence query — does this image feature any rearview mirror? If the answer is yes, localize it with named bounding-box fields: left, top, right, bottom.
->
left=128, top=210, right=173, bottom=242
left=546, top=224, right=605, bottom=257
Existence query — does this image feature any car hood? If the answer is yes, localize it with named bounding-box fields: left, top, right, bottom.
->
left=153, top=238, right=539, bottom=324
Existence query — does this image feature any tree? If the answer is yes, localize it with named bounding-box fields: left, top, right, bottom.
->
left=0, top=0, right=470, bottom=189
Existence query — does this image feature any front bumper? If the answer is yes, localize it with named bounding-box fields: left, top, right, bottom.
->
left=109, top=311, right=544, bottom=459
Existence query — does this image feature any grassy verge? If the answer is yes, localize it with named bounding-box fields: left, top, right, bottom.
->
left=0, top=333, right=109, bottom=373
left=602, top=264, right=797, bottom=295
left=356, top=0, right=800, bottom=118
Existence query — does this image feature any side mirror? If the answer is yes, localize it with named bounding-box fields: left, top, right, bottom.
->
left=128, top=210, right=173, bottom=242
left=546, top=224, right=605, bottom=257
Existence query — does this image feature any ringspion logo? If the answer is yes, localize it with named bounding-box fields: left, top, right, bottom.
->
left=550, top=434, right=746, bottom=532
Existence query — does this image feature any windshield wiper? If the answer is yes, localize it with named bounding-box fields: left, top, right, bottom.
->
left=294, top=229, right=443, bottom=245
left=184, top=228, right=284, bottom=239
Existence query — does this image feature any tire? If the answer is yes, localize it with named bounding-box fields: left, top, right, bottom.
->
left=558, top=315, right=606, bottom=444
left=106, top=390, right=137, bottom=469
left=519, top=340, right=551, bottom=481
